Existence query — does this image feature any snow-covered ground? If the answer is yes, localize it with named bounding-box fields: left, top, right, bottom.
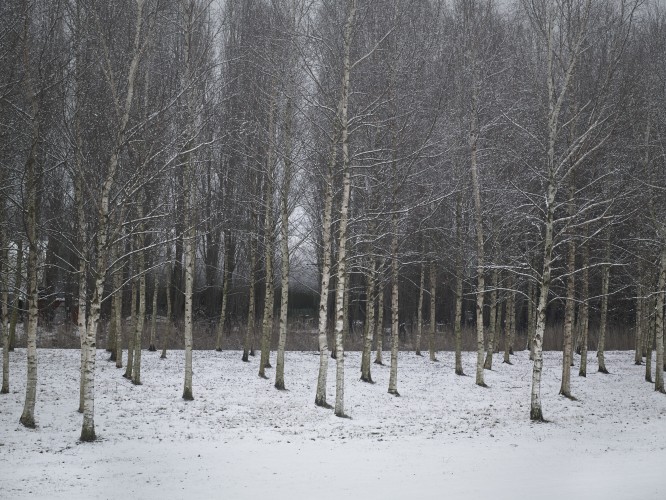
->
left=1, top=348, right=664, bottom=499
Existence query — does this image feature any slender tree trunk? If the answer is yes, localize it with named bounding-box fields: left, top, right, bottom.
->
left=560, top=210, right=576, bottom=398
left=469, top=85, right=486, bottom=388
left=374, top=273, right=385, bottom=366
left=243, top=229, right=258, bottom=362
left=579, top=225, right=590, bottom=377
left=161, top=242, right=173, bottom=360
left=332, top=0, right=356, bottom=419
left=428, top=261, right=438, bottom=362
left=635, top=282, right=643, bottom=365
left=503, top=274, right=514, bottom=365
left=19, top=76, right=40, bottom=429
left=654, top=245, right=666, bottom=393
left=215, top=231, right=232, bottom=351
left=8, top=240, right=23, bottom=352
left=124, top=275, right=137, bottom=380
left=415, top=260, right=425, bottom=356
left=132, top=201, right=146, bottom=385
left=531, top=179, right=556, bottom=421
left=314, top=166, right=334, bottom=406
left=528, top=278, right=536, bottom=360
left=597, top=234, right=610, bottom=374
left=361, top=257, right=376, bottom=383
left=149, top=272, right=158, bottom=352
left=646, top=301, right=654, bottom=383
left=275, top=98, right=293, bottom=391
left=484, top=267, right=499, bottom=369
left=81, top=0, right=146, bottom=441
left=114, top=259, right=123, bottom=368
left=454, top=193, right=464, bottom=376
left=182, top=175, right=195, bottom=401
left=75, top=159, right=88, bottom=413
left=387, top=217, right=400, bottom=397
left=1, top=214, right=9, bottom=394
left=259, top=97, right=277, bottom=379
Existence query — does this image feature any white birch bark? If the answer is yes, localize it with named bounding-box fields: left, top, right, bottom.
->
left=114, top=259, right=123, bottom=368
left=275, top=97, right=293, bottom=391
left=503, top=274, right=514, bottom=366
left=161, top=241, right=172, bottom=360
left=259, top=96, right=277, bottom=379
left=653, top=245, right=666, bottom=393
left=415, top=260, right=425, bottom=356
left=484, top=267, right=499, bottom=370
left=1, top=204, right=9, bottom=394
left=387, top=219, right=400, bottom=396
left=80, top=0, right=147, bottom=441
left=454, top=192, right=464, bottom=376
left=374, top=268, right=385, bottom=366
left=314, top=162, right=334, bottom=406
left=360, top=257, right=376, bottom=383
left=579, top=224, right=590, bottom=377
left=243, top=229, right=257, bottom=362
left=18, top=5, right=41, bottom=427
left=124, top=272, right=137, bottom=379
left=215, top=231, right=232, bottom=352
left=149, top=272, right=158, bottom=352
left=132, top=200, right=146, bottom=385
left=560, top=193, right=576, bottom=397
left=469, top=81, right=486, bottom=387
left=332, top=0, right=356, bottom=419
left=597, top=234, right=611, bottom=374
left=428, top=261, right=437, bottom=362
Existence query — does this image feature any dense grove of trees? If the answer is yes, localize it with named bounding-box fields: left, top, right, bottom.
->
left=1, top=0, right=665, bottom=439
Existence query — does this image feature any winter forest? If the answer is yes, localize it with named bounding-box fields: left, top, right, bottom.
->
left=1, top=0, right=666, bottom=496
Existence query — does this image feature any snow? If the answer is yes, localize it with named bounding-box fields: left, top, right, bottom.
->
left=1, top=348, right=665, bottom=499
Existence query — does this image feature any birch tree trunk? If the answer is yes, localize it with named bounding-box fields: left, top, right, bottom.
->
left=332, top=0, right=356, bottom=419
left=579, top=224, right=590, bottom=377
left=132, top=199, right=146, bottom=385
left=75, top=156, right=88, bottom=413
left=8, top=240, right=22, bottom=352
left=503, top=274, right=514, bottom=365
left=387, top=215, right=400, bottom=396
left=597, top=234, right=611, bottom=374
left=454, top=192, right=464, bottom=376
left=645, top=300, right=654, bottom=382
left=80, top=0, right=147, bottom=441
left=560, top=203, right=576, bottom=398
left=182, top=166, right=195, bottom=401
left=360, top=257, right=376, bottom=383
left=314, top=157, right=334, bottom=406
left=1, top=207, right=9, bottom=394
left=259, top=97, right=277, bottom=379
left=149, top=272, right=158, bottom=352
left=528, top=277, right=535, bottom=360
left=19, top=70, right=41, bottom=430
left=124, top=274, right=137, bottom=380
left=114, top=259, right=123, bottom=368
left=161, top=241, right=172, bottom=360
left=635, top=281, right=643, bottom=365
left=469, top=84, right=486, bottom=388
left=415, top=260, right=425, bottom=356
left=484, top=267, right=499, bottom=369
left=374, top=273, right=385, bottom=366
left=275, top=97, right=293, bottom=391
left=654, top=245, right=666, bottom=393
left=215, top=231, right=232, bottom=352
left=242, top=228, right=257, bottom=362
left=428, top=261, right=438, bottom=362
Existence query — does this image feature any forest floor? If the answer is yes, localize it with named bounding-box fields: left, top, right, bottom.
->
left=1, top=348, right=664, bottom=499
